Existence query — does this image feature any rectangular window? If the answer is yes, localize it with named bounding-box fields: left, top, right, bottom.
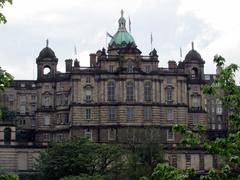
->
left=31, top=104, right=36, bottom=113
left=9, top=95, right=14, bottom=101
left=167, top=77, right=172, bottom=85
left=167, top=128, right=174, bottom=141
left=20, top=105, right=26, bottom=115
left=144, top=106, right=152, bottom=120
left=44, top=115, right=50, bottom=125
left=167, top=88, right=173, bottom=102
left=144, top=81, right=152, bottom=101
left=85, top=88, right=92, bottom=102
left=205, top=75, right=210, bottom=80
left=186, top=154, right=191, bottom=169
left=86, top=76, right=91, bottom=84
left=20, top=83, right=25, bottom=88
left=109, top=65, right=114, bottom=72
left=167, top=109, right=173, bottom=121
left=212, top=123, right=216, bottom=130
left=216, top=99, right=222, bottom=115
left=146, top=66, right=150, bottom=73
left=211, top=100, right=215, bottom=113
left=126, top=107, right=134, bottom=120
left=108, top=128, right=116, bottom=141
left=85, top=109, right=92, bottom=120
left=204, top=98, right=208, bottom=112
left=31, top=95, right=36, bottom=101
left=192, top=96, right=200, bottom=107
left=108, top=107, right=116, bottom=120
left=20, top=96, right=26, bottom=104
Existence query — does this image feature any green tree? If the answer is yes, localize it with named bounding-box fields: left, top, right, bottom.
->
left=60, top=175, right=104, bottom=180
left=0, top=0, right=12, bottom=24
left=0, top=67, right=13, bottom=90
left=140, top=164, right=195, bottom=180
left=36, top=137, right=126, bottom=180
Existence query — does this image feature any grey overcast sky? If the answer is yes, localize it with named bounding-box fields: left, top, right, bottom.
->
left=1, top=0, right=240, bottom=82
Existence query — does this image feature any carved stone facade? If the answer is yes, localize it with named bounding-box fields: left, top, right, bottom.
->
left=0, top=12, right=226, bottom=175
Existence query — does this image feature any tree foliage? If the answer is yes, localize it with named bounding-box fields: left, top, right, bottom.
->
left=0, top=0, right=12, bottom=24
left=140, top=164, right=195, bottom=180
left=0, top=173, right=19, bottom=180
left=36, top=137, right=126, bottom=180
left=60, top=175, right=104, bottom=180
left=0, top=67, right=13, bottom=90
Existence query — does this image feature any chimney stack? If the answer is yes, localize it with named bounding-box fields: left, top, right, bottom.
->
left=65, top=59, right=73, bottom=72
left=90, top=53, right=96, bottom=67
left=168, top=60, right=177, bottom=69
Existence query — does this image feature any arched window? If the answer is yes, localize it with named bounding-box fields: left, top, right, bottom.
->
left=191, top=68, right=198, bottom=79
left=126, top=81, right=134, bottom=101
left=43, top=66, right=51, bottom=75
left=107, top=81, right=115, bottom=101
left=144, top=81, right=152, bottom=101
left=4, top=128, right=11, bottom=144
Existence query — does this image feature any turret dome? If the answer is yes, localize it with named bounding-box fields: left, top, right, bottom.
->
left=108, top=10, right=136, bottom=47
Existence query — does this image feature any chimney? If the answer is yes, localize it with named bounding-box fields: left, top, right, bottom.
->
left=168, top=60, right=177, bottom=69
left=65, top=59, right=73, bottom=72
left=90, top=53, right=96, bottom=67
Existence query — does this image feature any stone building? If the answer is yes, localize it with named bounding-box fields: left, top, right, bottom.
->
left=0, top=11, right=226, bottom=175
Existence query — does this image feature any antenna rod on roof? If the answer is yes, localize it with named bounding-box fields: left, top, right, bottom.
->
left=180, top=47, right=182, bottom=59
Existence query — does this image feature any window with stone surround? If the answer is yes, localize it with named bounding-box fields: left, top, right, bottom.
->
left=167, top=109, right=173, bottom=121
left=85, top=108, right=92, bottom=120
left=107, top=81, right=115, bottom=101
left=126, top=81, right=134, bottom=101
left=167, top=128, right=174, bottom=141
left=144, top=81, right=152, bottom=101
left=126, top=106, right=134, bottom=120
left=166, top=87, right=173, bottom=102
left=85, top=87, right=92, bottom=102
left=108, top=106, right=116, bottom=121
left=144, top=106, right=152, bottom=120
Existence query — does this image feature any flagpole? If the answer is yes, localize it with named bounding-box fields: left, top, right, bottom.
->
left=180, top=47, right=182, bottom=60
left=106, top=32, right=107, bottom=49
left=150, top=33, right=153, bottom=51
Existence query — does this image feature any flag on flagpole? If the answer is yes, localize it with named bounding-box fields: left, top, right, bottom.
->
left=106, top=32, right=113, bottom=38
left=151, top=33, right=153, bottom=44
left=150, top=33, right=153, bottom=50
left=74, top=45, right=77, bottom=56
left=129, top=16, right=131, bottom=33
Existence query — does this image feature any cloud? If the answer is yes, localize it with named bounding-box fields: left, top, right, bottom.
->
left=0, top=0, right=239, bottom=83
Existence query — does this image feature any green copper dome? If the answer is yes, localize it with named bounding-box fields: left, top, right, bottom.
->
left=108, top=10, right=136, bottom=47
left=109, top=31, right=135, bottom=46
